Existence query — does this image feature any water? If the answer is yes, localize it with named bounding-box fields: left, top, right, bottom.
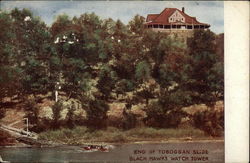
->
left=0, top=141, right=224, bottom=163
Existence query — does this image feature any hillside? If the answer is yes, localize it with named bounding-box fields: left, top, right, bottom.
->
left=0, top=9, right=224, bottom=145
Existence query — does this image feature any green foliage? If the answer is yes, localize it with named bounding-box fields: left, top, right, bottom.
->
left=39, top=126, right=206, bottom=144
left=66, top=102, right=77, bottom=129
left=96, top=66, right=117, bottom=99
left=136, top=87, right=155, bottom=105
left=193, top=110, right=224, bottom=137
left=122, top=109, right=137, bottom=130
left=188, top=29, right=216, bottom=55
left=135, top=60, right=151, bottom=82
left=128, top=15, right=145, bottom=35
left=144, top=90, right=189, bottom=128
left=0, top=9, right=224, bottom=134
left=51, top=14, right=72, bottom=37
left=24, top=98, right=39, bottom=125
left=51, top=101, right=64, bottom=129
left=24, top=98, right=49, bottom=132
left=0, top=11, right=21, bottom=100
left=85, top=99, right=109, bottom=129
left=185, top=30, right=224, bottom=105
left=115, top=79, right=135, bottom=95
left=144, top=102, right=186, bottom=128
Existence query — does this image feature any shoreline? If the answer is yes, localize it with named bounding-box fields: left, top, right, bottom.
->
left=0, top=138, right=224, bottom=148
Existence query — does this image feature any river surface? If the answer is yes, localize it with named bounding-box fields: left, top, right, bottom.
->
left=0, top=141, right=224, bottom=163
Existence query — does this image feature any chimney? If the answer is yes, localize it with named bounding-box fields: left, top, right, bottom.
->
left=182, top=7, right=185, bottom=13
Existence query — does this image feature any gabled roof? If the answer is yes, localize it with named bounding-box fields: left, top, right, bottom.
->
left=146, top=14, right=159, bottom=22
left=145, top=8, right=209, bottom=26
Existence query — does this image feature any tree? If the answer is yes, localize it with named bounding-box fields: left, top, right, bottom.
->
left=66, top=102, right=77, bottom=129
left=96, top=65, right=117, bottom=100
left=144, top=90, right=189, bottom=128
left=185, top=30, right=224, bottom=106
left=85, top=99, right=109, bottom=129
left=188, top=29, right=216, bottom=55
left=135, top=60, right=151, bottom=82
left=51, top=13, right=109, bottom=99
left=9, top=8, right=53, bottom=97
left=0, top=11, right=21, bottom=102
left=51, top=101, right=63, bottom=129
left=128, top=14, right=145, bottom=35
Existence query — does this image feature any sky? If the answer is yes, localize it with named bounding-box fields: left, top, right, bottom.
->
left=0, top=1, right=224, bottom=34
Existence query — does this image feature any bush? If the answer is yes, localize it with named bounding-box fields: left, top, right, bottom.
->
left=24, top=99, right=39, bottom=124
left=32, top=118, right=53, bottom=133
left=144, top=99, right=187, bottom=128
left=85, top=99, right=109, bottom=129
left=126, top=127, right=205, bottom=139
left=122, top=110, right=137, bottom=130
left=24, top=98, right=44, bottom=132
left=143, top=89, right=192, bottom=128
left=193, top=110, right=224, bottom=137
left=51, top=101, right=64, bottom=129
left=66, top=102, right=76, bottom=129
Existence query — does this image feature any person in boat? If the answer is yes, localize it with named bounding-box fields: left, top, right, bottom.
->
left=83, top=145, right=91, bottom=150
left=99, top=145, right=108, bottom=152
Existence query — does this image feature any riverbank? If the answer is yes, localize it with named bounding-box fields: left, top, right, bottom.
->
left=38, top=126, right=223, bottom=145
left=0, top=125, right=224, bottom=147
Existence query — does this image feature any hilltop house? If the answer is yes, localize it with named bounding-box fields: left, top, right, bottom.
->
left=145, top=7, right=210, bottom=33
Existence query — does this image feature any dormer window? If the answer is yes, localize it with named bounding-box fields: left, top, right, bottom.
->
left=169, top=10, right=185, bottom=23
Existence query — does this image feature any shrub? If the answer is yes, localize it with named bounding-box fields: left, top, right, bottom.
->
left=144, top=100, right=187, bottom=128
left=24, top=98, right=44, bottom=132
left=24, top=99, right=39, bottom=124
left=121, top=107, right=137, bottom=130
left=143, top=89, right=191, bottom=128
left=85, top=99, right=109, bottom=129
left=193, top=110, right=224, bottom=137
left=126, top=127, right=205, bottom=139
left=51, top=101, right=64, bottom=129
left=32, top=118, right=53, bottom=133
left=66, top=102, right=76, bottom=129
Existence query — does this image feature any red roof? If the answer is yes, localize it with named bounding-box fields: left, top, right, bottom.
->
left=146, top=14, right=159, bottom=22
left=145, top=8, right=209, bottom=26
